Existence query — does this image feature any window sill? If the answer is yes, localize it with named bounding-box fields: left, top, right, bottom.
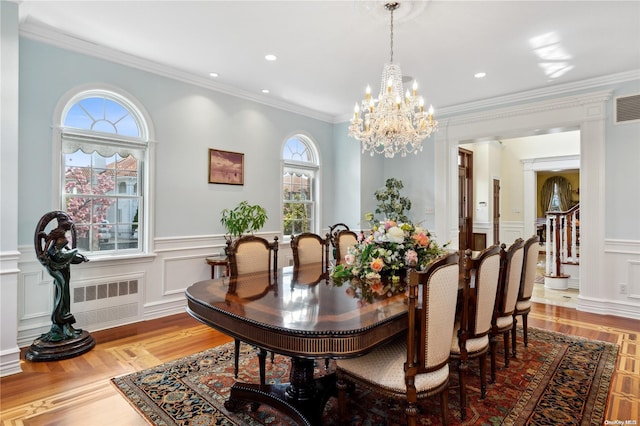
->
left=76, top=251, right=157, bottom=266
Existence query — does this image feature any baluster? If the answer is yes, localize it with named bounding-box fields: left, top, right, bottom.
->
left=560, top=215, right=567, bottom=266
left=545, top=216, right=553, bottom=276
left=570, top=213, right=578, bottom=262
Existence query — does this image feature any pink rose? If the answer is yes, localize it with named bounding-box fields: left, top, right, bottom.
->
left=405, top=249, right=418, bottom=266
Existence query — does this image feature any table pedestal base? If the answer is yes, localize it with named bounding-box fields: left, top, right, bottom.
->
left=224, top=357, right=335, bottom=426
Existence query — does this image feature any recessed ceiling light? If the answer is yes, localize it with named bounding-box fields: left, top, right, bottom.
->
left=209, top=72, right=219, bottom=78
left=474, top=72, right=487, bottom=78
left=261, top=89, right=270, bottom=94
left=265, top=54, right=277, bottom=61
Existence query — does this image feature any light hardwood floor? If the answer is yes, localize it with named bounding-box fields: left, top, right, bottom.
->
left=1, top=303, right=638, bottom=425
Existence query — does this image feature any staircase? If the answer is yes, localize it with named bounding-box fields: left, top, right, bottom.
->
left=544, top=204, right=580, bottom=290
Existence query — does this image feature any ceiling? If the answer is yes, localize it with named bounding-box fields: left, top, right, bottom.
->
left=16, top=1, right=640, bottom=122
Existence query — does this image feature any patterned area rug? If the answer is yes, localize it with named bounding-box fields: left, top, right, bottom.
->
left=111, top=327, right=617, bottom=425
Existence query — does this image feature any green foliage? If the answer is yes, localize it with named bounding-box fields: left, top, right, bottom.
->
left=282, top=191, right=310, bottom=235
left=220, top=201, right=268, bottom=238
left=373, top=178, right=411, bottom=223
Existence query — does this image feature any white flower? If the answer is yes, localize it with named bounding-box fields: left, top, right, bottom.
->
left=386, top=226, right=405, bottom=243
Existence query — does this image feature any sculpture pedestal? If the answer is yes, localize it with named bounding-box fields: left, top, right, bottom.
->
left=26, top=330, right=95, bottom=362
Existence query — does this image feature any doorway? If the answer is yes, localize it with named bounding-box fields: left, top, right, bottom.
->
left=458, top=148, right=473, bottom=251
left=434, top=91, right=608, bottom=311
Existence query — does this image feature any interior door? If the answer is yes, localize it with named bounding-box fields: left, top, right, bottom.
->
left=458, top=149, right=473, bottom=251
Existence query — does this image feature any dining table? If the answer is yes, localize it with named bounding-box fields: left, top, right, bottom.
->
left=185, top=262, right=410, bottom=426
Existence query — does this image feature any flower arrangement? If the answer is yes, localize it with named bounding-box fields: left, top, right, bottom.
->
left=330, top=215, right=448, bottom=304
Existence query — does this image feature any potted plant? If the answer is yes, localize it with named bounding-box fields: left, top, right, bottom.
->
left=220, top=201, right=268, bottom=243
left=373, top=178, right=412, bottom=223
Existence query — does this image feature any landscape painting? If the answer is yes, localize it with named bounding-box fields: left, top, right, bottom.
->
left=208, top=149, right=244, bottom=185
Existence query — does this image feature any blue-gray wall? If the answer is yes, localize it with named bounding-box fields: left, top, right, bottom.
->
left=18, top=38, right=336, bottom=243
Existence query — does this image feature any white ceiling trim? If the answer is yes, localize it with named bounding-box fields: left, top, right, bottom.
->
left=19, top=21, right=335, bottom=124
left=20, top=20, right=640, bottom=126
left=437, top=70, right=640, bottom=119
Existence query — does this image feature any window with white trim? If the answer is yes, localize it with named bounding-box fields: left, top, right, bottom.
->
left=60, top=91, right=148, bottom=254
left=282, top=135, right=319, bottom=236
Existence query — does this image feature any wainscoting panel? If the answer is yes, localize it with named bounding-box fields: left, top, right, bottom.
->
left=162, top=254, right=211, bottom=296
left=578, top=239, right=640, bottom=319
left=19, top=269, right=50, bottom=320
left=500, top=221, right=525, bottom=246
left=628, top=260, right=640, bottom=299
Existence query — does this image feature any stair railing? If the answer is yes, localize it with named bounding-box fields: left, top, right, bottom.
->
left=545, top=204, right=580, bottom=278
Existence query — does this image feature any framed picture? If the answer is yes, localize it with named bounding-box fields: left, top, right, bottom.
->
left=208, top=149, right=244, bottom=185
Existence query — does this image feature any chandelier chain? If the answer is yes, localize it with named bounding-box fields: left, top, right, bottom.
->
left=389, top=4, right=394, bottom=63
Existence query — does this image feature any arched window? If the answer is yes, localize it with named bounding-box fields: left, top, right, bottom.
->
left=282, top=135, right=319, bottom=237
left=59, top=89, right=149, bottom=254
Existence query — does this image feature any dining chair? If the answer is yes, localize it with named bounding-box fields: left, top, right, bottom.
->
left=328, top=222, right=350, bottom=261
left=451, top=245, right=501, bottom=421
left=290, top=232, right=330, bottom=270
left=334, top=230, right=358, bottom=265
left=225, top=235, right=279, bottom=382
left=489, top=238, right=525, bottom=383
left=512, top=235, right=540, bottom=356
left=336, top=252, right=460, bottom=426
left=226, top=235, right=279, bottom=279
left=290, top=232, right=331, bottom=369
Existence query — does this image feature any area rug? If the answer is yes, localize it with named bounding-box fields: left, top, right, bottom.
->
left=111, top=327, right=618, bottom=425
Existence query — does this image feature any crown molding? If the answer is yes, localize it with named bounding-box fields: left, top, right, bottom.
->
left=438, top=70, right=639, bottom=117
left=335, top=70, right=640, bottom=123
left=440, top=90, right=613, bottom=128
left=19, top=21, right=335, bottom=124
left=20, top=20, right=639, bottom=126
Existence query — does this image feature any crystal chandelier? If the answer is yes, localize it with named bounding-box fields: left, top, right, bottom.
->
left=348, top=2, right=438, bottom=158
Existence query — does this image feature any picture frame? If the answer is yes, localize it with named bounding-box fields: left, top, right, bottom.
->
left=208, top=149, right=244, bottom=185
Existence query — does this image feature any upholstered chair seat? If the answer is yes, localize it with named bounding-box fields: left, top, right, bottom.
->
left=516, top=299, right=531, bottom=312
left=337, top=338, right=450, bottom=394
left=450, top=324, right=490, bottom=355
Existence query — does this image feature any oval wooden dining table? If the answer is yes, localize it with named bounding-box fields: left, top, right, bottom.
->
left=185, top=262, right=409, bottom=426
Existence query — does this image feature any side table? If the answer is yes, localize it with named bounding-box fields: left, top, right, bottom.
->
left=205, top=256, right=229, bottom=278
